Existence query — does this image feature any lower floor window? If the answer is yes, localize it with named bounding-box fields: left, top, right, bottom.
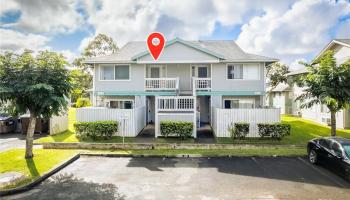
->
left=107, top=100, right=133, bottom=109
left=224, top=99, right=255, bottom=109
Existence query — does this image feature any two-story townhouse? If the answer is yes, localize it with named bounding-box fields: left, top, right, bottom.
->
left=285, top=39, right=350, bottom=129
left=83, top=38, right=278, bottom=137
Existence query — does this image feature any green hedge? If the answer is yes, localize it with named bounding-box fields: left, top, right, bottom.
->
left=160, top=121, right=193, bottom=139
left=74, top=121, right=118, bottom=140
left=228, top=122, right=250, bottom=139
left=257, top=123, right=291, bottom=140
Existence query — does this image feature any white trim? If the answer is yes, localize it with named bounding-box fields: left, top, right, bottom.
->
left=313, top=40, right=350, bottom=63
left=225, top=63, right=260, bottom=81
left=92, top=63, right=96, bottom=106
left=99, top=64, right=131, bottom=81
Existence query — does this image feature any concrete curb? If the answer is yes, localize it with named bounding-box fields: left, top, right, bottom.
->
left=41, top=142, right=305, bottom=150
left=0, top=154, right=80, bottom=196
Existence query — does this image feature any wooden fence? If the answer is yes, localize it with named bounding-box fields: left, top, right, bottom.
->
left=212, top=108, right=281, bottom=137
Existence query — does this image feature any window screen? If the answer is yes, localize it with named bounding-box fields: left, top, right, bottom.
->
left=100, top=65, right=114, bottom=80
left=227, top=64, right=243, bottom=79
left=115, top=65, right=129, bottom=80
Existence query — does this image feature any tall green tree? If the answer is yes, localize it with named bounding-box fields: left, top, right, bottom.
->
left=73, top=33, right=118, bottom=71
left=266, top=62, right=289, bottom=91
left=0, top=50, right=72, bottom=158
left=296, top=50, right=350, bottom=136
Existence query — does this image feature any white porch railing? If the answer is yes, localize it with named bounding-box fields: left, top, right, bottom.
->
left=145, top=78, right=179, bottom=91
left=193, top=77, right=211, bottom=91
left=156, top=96, right=195, bottom=111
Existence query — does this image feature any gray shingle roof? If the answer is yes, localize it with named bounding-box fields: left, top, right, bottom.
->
left=84, top=39, right=278, bottom=63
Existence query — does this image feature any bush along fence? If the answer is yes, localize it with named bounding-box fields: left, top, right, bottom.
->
left=160, top=121, right=193, bottom=140
left=228, top=122, right=291, bottom=140
left=74, top=121, right=118, bottom=140
left=258, top=123, right=291, bottom=140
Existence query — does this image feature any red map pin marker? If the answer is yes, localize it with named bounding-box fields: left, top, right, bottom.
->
left=147, top=32, right=165, bottom=61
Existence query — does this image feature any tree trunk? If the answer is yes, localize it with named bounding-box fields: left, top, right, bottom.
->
left=330, top=110, right=336, bottom=137
left=25, top=113, right=36, bottom=159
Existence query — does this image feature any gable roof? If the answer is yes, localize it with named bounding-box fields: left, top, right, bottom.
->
left=131, top=38, right=225, bottom=60
left=84, top=38, right=278, bottom=63
left=313, top=39, right=350, bottom=62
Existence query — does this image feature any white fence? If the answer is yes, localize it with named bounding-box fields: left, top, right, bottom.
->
left=155, top=113, right=196, bottom=137
left=145, top=78, right=179, bottom=90
left=49, top=113, right=68, bottom=135
left=156, top=96, right=195, bottom=111
left=212, top=108, right=281, bottom=137
left=193, top=77, right=211, bottom=91
left=76, top=106, right=146, bottom=137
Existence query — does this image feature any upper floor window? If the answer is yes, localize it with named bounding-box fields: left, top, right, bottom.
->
left=227, top=64, right=243, bottom=79
left=100, top=65, right=130, bottom=80
left=227, top=63, right=260, bottom=80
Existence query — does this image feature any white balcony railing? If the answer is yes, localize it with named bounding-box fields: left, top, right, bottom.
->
left=193, top=77, right=211, bottom=91
left=156, top=96, right=195, bottom=111
left=145, top=78, right=179, bottom=91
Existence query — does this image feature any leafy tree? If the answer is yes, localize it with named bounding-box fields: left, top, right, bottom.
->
left=296, top=50, right=350, bottom=136
left=73, top=33, right=118, bottom=71
left=266, top=62, right=289, bottom=91
left=0, top=50, right=72, bottom=158
left=70, top=69, right=92, bottom=102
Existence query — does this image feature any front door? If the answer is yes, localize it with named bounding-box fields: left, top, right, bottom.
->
left=150, top=67, right=160, bottom=78
left=197, top=67, right=208, bottom=78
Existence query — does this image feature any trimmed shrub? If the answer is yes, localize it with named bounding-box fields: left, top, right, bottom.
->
left=257, top=123, right=291, bottom=140
left=76, top=98, right=91, bottom=108
left=160, top=121, right=193, bottom=139
left=74, top=121, right=118, bottom=140
left=229, top=122, right=250, bottom=139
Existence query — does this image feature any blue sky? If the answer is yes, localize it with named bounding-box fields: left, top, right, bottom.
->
left=0, top=0, right=349, bottom=70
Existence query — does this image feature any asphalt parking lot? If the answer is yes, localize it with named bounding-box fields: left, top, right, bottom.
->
left=3, top=156, right=350, bottom=200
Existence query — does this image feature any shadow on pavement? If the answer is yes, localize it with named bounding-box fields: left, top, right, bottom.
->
left=126, top=157, right=350, bottom=188
left=8, top=173, right=125, bottom=200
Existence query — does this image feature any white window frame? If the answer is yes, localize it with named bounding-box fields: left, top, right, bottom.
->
left=222, top=98, right=256, bottom=109
left=105, top=99, right=134, bottom=109
left=99, top=64, right=131, bottom=81
left=226, top=63, right=260, bottom=81
left=191, top=64, right=209, bottom=78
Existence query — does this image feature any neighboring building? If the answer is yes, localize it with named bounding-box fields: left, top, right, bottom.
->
left=285, top=39, right=350, bottom=129
left=267, top=83, right=294, bottom=114
left=82, top=38, right=279, bottom=137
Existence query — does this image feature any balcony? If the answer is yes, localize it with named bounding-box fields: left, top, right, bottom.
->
left=193, top=77, right=211, bottom=91
left=156, top=96, right=195, bottom=111
left=145, top=78, right=179, bottom=91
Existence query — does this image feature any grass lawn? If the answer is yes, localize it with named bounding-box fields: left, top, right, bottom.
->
left=0, top=149, right=77, bottom=189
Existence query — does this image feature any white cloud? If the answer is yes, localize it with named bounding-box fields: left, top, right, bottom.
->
left=289, top=58, right=307, bottom=71
left=0, top=28, right=50, bottom=52
left=80, top=0, right=285, bottom=47
left=58, top=49, right=76, bottom=63
left=236, top=0, right=350, bottom=65
left=0, top=0, right=19, bottom=17
left=336, top=19, right=350, bottom=39
left=2, top=0, right=83, bottom=33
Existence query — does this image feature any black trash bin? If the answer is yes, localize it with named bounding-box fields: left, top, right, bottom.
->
left=0, top=115, right=15, bottom=134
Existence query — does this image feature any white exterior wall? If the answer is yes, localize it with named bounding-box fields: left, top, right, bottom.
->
left=211, top=62, right=265, bottom=92
left=94, top=63, right=145, bottom=92
left=166, top=64, right=191, bottom=91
